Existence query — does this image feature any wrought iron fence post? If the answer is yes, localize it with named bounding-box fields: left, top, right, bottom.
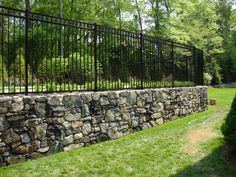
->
left=94, top=23, right=98, bottom=91
left=171, top=41, right=174, bottom=87
left=140, top=32, right=144, bottom=89
left=24, top=7, right=29, bottom=95
left=195, top=49, right=204, bottom=85
left=199, top=50, right=204, bottom=85
left=193, top=47, right=196, bottom=86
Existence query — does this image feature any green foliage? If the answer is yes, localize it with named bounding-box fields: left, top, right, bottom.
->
left=222, top=94, right=236, bottom=149
left=204, top=73, right=213, bottom=86
left=38, top=53, right=100, bottom=85
left=46, top=82, right=56, bottom=92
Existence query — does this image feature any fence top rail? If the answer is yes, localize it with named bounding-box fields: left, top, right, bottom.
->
left=0, top=5, right=201, bottom=52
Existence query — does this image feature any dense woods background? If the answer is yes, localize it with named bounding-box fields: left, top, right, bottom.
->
left=1, top=0, right=236, bottom=85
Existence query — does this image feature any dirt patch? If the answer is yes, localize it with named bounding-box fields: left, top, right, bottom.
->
left=183, top=128, right=217, bottom=155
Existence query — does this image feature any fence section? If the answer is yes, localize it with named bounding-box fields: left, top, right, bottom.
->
left=0, top=5, right=203, bottom=94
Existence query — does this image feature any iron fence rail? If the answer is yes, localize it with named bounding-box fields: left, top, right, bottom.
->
left=0, top=5, right=203, bottom=94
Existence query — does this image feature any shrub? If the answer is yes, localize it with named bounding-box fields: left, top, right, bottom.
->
left=204, top=73, right=212, bottom=86
left=221, top=94, right=236, bottom=149
left=37, top=53, right=101, bottom=85
left=46, top=82, right=55, bottom=92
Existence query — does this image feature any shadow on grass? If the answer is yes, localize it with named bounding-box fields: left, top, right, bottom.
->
left=172, top=146, right=236, bottom=177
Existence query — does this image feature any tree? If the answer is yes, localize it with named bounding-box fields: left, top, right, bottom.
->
left=222, top=94, right=236, bottom=149
left=166, top=0, right=223, bottom=84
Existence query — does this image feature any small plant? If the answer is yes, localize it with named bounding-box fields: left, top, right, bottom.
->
left=46, top=82, right=55, bottom=92
left=204, top=73, right=212, bottom=86
left=221, top=94, right=236, bottom=150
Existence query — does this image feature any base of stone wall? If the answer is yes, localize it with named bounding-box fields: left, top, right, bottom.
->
left=0, top=86, right=208, bottom=166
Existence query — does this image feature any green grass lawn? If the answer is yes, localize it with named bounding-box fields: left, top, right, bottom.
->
left=0, top=88, right=235, bottom=177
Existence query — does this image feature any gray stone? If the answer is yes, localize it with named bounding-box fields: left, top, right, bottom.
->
left=24, top=104, right=30, bottom=111
left=23, top=96, right=35, bottom=104
left=81, top=116, right=91, bottom=121
left=35, top=96, right=48, bottom=103
left=1, top=128, right=20, bottom=144
left=92, top=93, right=100, bottom=101
left=152, top=102, right=164, bottom=112
left=20, top=133, right=31, bottom=144
left=10, top=100, right=24, bottom=113
left=136, top=108, right=146, bottom=114
left=79, top=136, right=90, bottom=143
left=34, top=103, right=46, bottom=117
left=107, top=127, right=120, bottom=139
left=152, top=90, right=162, bottom=102
left=122, top=113, right=130, bottom=121
left=131, top=120, right=139, bottom=128
left=62, top=95, right=75, bottom=108
left=35, top=123, right=47, bottom=140
left=156, top=118, right=164, bottom=125
left=63, top=135, right=74, bottom=145
left=93, top=127, right=100, bottom=132
left=81, top=104, right=90, bottom=117
left=46, top=117, right=64, bottom=124
left=0, top=97, right=11, bottom=103
left=52, top=106, right=65, bottom=117
left=0, top=142, right=6, bottom=148
left=127, top=92, right=137, bottom=105
left=100, top=96, right=110, bottom=106
left=152, top=113, right=161, bottom=120
left=81, top=123, right=92, bottom=135
left=65, top=113, right=81, bottom=121
left=137, top=99, right=145, bottom=107
left=110, top=99, right=119, bottom=107
left=47, top=141, right=63, bottom=155
left=140, top=90, right=152, bottom=103
left=63, top=143, right=84, bottom=151
left=174, top=109, right=180, bottom=115
left=119, top=91, right=130, bottom=98
left=74, top=96, right=83, bottom=108
left=141, top=123, right=151, bottom=129
left=100, top=123, right=109, bottom=133
left=12, top=144, right=30, bottom=154
left=107, top=92, right=119, bottom=99
left=74, top=133, right=83, bottom=140
left=81, top=94, right=92, bottom=104
left=171, top=92, right=176, bottom=99
left=0, top=97, right=11, bottom=113
left=6, top=156, right=26, bottom=165
left=38, top=146, right=49, bottom=153
left=0, top=116, right=9, bottom=131
left=162, top=92, right=168, bottom=100
left=6, top=115, right=25, bottom=122
left=48, top=96, right=61, bottom=106
left=72, top=121, right=83, bottom=128
left=105, top=110, right=115, bottom=122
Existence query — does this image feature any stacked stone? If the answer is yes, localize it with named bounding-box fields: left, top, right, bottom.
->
left=0, top=86, right=208, bottom=166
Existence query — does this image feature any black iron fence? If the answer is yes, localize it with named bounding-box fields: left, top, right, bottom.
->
left=0, top=5, right=203, bottom=94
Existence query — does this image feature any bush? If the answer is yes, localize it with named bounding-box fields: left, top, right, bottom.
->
left=204, top=73, right=213, bottom=86
left=37, top=53, right=101, bottom=85
left=221, top=94, right=236, bottom=149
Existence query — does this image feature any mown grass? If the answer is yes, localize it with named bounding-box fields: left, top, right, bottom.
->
left=0, top=88, right=235, bottom=177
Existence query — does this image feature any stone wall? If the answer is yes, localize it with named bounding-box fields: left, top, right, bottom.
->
left=0, top=86, right=208, bottom=166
